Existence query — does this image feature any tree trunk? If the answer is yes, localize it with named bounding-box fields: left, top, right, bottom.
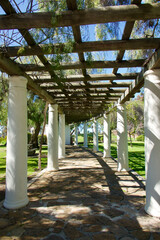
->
left=38, top=102, right=48, bottom=170
left=129, top=133, right=133, bottom=147
left=30, top=122, right=41, bottom=148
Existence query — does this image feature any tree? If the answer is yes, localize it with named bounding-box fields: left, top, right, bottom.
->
left=27, top=92, right=46, bottom=148
left=126, top=99, right=144, bottom=146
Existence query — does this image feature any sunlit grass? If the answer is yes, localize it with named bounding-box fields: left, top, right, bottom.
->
left=80, top=140, right=145, bottom=177
left=0, top=145, right=48, bottom=181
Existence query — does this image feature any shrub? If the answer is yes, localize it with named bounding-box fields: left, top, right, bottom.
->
left=38, top=135, right=47, bottom=145
left=136, top=135, right=144, bottom=141
left=0, top=136, right=7, bottom=145
left=88, top=135, right=93, bottom=143
left=98, top=135, right=103, bottom=143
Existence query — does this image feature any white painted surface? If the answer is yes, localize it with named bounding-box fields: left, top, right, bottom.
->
left=74, top=124, right=78, bottom=146
left=93, top=118, right=98, bottom=152
left=84, top=122, right=88, bottom=147
left=144, top=69, right=160, bottom=217
left=103, top=113, right=111, bottom=158
left=58, top=113, right=65, bottom=159
left=47, top=104, right=58, bottom=170
left=65, top=125, right=70, bottom=145
left=117, top=104, right=129, bottom=171
left=4, top=76, right=29, bottom=209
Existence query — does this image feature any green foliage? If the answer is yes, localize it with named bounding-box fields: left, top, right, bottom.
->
left=28, top=132, right=32, bottom=144
left=126, top=99, right=144, bottom=137
left=136, top=135, right=144, bottom=141
left=38, top=135, right=47, bottom=145
left=0, top=136, right=7, bottom=145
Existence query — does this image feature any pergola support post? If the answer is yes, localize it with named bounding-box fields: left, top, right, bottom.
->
left=103, top=113, right=111, bottom=158
left=47, top=104, right=59, bottom=170
left=84, top=122, right=88, bottom=148
left=117, top=104, right=129, bottom=171
left=74, top=124, right=78, bottom=146
left=4, top=76, right=29, bottom=209
left=93, top=118, right=98, bottom=152
left=58, top=113, right=65, bottom=159
left=144, top=69, right=160, bottom=217
left=65, top=125, right=70, bottom=145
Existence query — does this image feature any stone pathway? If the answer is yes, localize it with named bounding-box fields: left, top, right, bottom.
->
left=0, top=146, right=160, bottom=240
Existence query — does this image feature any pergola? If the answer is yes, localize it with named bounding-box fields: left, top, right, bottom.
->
left=0, top=0, right=160, bottom=217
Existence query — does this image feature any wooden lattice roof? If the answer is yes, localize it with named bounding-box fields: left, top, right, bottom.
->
left=0, top=0, right=160, bottom=123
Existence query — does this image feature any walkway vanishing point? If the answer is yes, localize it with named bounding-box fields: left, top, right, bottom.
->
left=0, top=146, right=160, bottom=240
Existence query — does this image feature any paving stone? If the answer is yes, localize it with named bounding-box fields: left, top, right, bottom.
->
left=103, top=208, right=124, bottom=218
left=0, top=218, right=11, bottom=229
left=92, top=232, right=115, bottom=240
left=130, top=229, right=151, bottom=240
left=0, top=146, right=158, bottom=240
left=43, top=234, right=65, bottom=240
left=115, top=217, right=141, bottom=231
left=64, top=224, right=84, bottom=240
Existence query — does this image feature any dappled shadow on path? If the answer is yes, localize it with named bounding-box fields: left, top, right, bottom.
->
left=0, top=145, right=160, bottom=240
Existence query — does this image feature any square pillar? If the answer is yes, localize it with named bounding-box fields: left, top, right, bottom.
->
left=84, top=122, right=88, bottom=148
left=58, top=113, right=65, bottom=159
left=4, top=76, right=29, bottom=209
left=47, top=104, right=58, bottom=170
left=117, top=104, right=129, bottom=171
left=93, top=118, right=98, bottom=152
left=144, top=69, right=160, bottom=217
left=103, top=113, right=111, bottom=158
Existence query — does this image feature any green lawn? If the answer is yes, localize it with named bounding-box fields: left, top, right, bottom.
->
left=81, top=140, right=145, bottom=178
left=0, top=145, right=48, bottom=181
left=0, top=140, right=145, bottom=181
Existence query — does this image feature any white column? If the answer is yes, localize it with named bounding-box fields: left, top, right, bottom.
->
left=4, top=76, right=28, bottom=209
left=74, top=124, right=78, bottom=146
left=144, top=69, right=160, bottom=217
left=117, top=104, right=129, bottom=171
left=47, top=104, right=58, bottom=170
left=84, top=122, right=88, bottom=147
left=93, top=118, right=98, bottom=152
left=58, top=113, right=65, bottom=159
left=65, top=125, right=70, bottom=145
left=103, top=113, right=111, bottom=158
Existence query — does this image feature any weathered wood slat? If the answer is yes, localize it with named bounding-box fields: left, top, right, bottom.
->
left=19, top=59, right=144, bottom=71
left=42, top=82, right=131, bottom=90
left=0, top=53, right=57, bottom=104
left=0, top=3, right=160, bottom=29
left=34, top=73, right=137, bottom=83
left=2, top=39, right=160, bottom=57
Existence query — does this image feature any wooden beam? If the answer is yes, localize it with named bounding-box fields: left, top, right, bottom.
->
left=3, top=39, right=160, bottom=57
left=35, top=73, right=136, bottom=84
left=119, top=48, right=160, bottom=104
left=0, top=3, right=160, bottom=29
left=0, top=53, right=57, bottom=104
left=19, top=59, right=145, bottom=71
left=42, top=82, right=131, bottom=90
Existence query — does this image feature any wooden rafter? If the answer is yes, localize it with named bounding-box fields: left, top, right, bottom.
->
left=0, top=3, right=160, bottom=29
left=2, top=39, right=160, bottom=57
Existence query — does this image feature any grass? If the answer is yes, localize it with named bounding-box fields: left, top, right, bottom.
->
left=0, top=145, right=48, bottom=181
left=80, top=139, right=145, bottom=178
left=0, top=139, right=145, bottom=181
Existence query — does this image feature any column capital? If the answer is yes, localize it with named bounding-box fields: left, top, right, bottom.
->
left=143, top=69, right=160, bottom=79
left=49, top=104, right=58, bottom=112
left=8, top=76, right=27, bottom=88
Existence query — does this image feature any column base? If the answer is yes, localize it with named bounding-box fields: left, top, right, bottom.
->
left=84, top=145, right=88, bottom=148
left=118, top=166, right=130, bottom=172
left=47, top=167, right=59, bottom=171
left=58, top=155, right=65, bottom=159
left=3, top=196, right=29, bottom=209
left=145, top=204, right=160, bottom=218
